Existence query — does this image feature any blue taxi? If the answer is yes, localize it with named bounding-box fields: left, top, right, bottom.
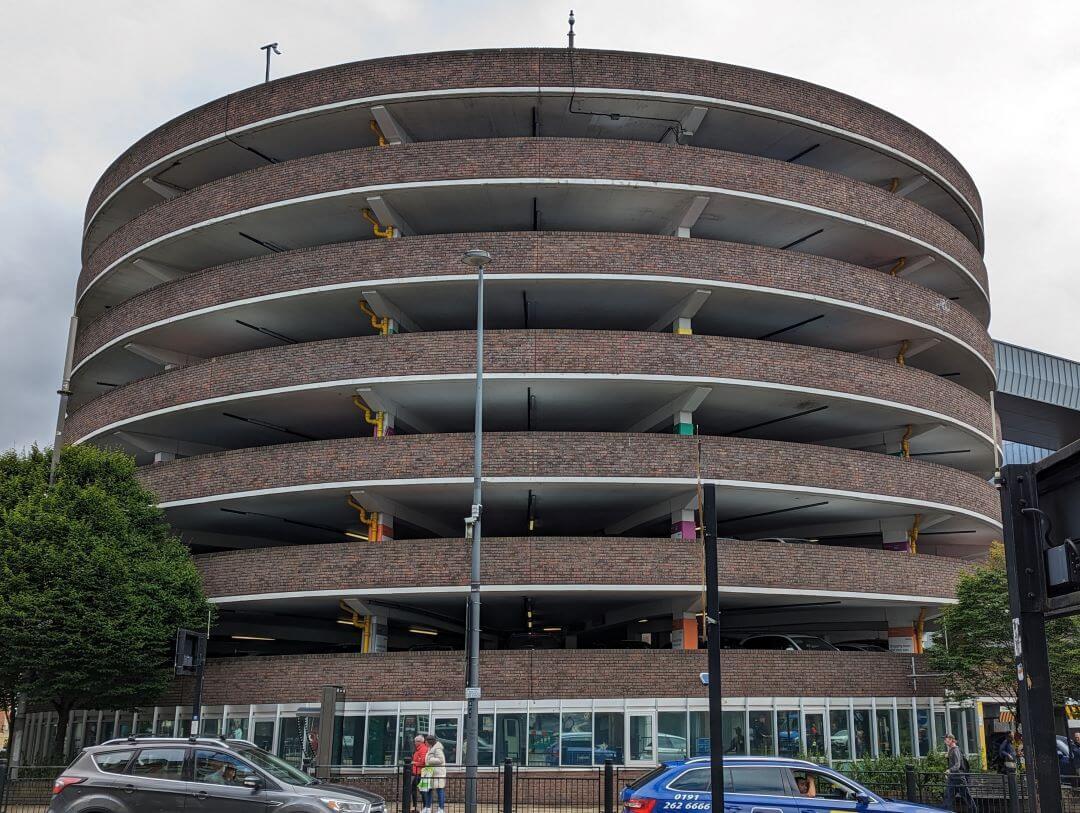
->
left=620, top=756, right=941, bottom=813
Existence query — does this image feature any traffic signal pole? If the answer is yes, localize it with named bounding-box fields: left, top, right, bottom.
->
left=1000, top=463, right=1062, bottom=812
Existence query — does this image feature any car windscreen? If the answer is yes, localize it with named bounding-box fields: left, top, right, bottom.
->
left=790, top=636, right=838, bottom=651
left=234, top=745, right=316, bottom=786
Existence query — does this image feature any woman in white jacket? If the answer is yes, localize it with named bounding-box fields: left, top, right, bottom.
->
left=423, top=735, right=447, bottom=813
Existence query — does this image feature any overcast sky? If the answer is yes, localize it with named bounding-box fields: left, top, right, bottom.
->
left=1, top=0, right=1077, bottom=451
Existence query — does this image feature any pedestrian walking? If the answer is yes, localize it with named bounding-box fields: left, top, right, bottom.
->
left=423, top=734, right=446, bottom=813
left=996, top=734, right=1017, bottom=774
left=410, top=735, right=428, bottom=813
left=944, top=734, right=975, bottom=811
left=1069, top=730, right=1080, bottom=787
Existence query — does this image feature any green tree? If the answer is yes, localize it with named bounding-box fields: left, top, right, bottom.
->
left=929, top=542, right=1080, bottom=709
left=0, top=444, right=211, bottom=761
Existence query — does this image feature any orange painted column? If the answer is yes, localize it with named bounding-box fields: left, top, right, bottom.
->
left=673, top=613, right=699, bottom=650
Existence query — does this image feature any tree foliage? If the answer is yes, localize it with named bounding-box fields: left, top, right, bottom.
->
left=0, top=444, right=211, bottom=760
left=929, top=542, right=1080, bottom=707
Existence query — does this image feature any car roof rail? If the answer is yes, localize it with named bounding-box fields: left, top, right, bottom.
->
left=97, top=735, right=233, bottom=748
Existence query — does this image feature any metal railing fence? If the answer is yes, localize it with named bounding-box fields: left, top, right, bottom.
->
left=5, top=757, right=1080, bottom=813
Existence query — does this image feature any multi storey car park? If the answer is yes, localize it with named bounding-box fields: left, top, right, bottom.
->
left=29, top=48, right=1002, bottom=769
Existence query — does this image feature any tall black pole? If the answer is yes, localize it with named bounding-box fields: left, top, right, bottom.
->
left=461, top=249, right=491, bottom=813
left=48, top=316, right=79, bottom=489
left=703, top=484, right=724, bottom=808
left=1001, top=464, right=1062, bottom=812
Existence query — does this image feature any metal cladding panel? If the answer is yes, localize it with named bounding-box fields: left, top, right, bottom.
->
left=995, top=340, right=1080, bottom=412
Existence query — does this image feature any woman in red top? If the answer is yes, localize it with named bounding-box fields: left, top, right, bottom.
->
left=410, top=735, right=428, bottom=813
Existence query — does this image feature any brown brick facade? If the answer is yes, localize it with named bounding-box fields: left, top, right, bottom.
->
left=156, top=649, right=943, bottom=704
left=194, top=536, right=969, bottom=601
left=84, top=49, right=981, bottom=231
left=73, top=233, right=994, bottom=370
left=78, top=139, right=987, bottom=305
left=134, top=432, right=1001, bottom=522
left=66, top=330, right=993, bottom=444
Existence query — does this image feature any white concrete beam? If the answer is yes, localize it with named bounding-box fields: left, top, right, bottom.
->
left=178, top=530, right=285, bottom=550
left=132, top=258, right=187, bottom=284
left=894, top=175, right=930, bottom=198
left=365, top=194, right=415, bottom=237
left=817, top=423, right=941, bottom=452
left=859, top=337, right=940, bottom=361
left=662, top=105, right=709, bottom=144
left=123, top=342, right=202, bottom=369
left=370, top=105, right=413, bottom=145
left=878, top=254, right=936, bottom=279
left=881, top=512, right=950, bottom=549
left=647, top=288, right=711, bottom=332
left=355, top=387, right=437, bottom=434
left=605, top=492, right=697, bottom=535
left=361, top=289, right=424, bottom=333
left=672, top=195, right=711, bottom=237
left=628, top=386, right=711, bottom=433
left=114, top=430, right=223, bottom=458
left=141, top=176, right=185, bottom=200
left=591, top=596, right=697, bottom=630
left=343, top=598, right=466, bottom=635
left=349, top=489, right=458, bottom=538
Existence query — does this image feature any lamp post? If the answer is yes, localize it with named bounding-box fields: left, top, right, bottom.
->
left=461, top=248, right=492, bottom=813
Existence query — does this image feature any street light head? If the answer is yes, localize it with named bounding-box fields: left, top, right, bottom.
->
left=461, top=249, right=493, bottom=267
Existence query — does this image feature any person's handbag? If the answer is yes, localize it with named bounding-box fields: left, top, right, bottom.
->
left=418, top=766, right=434, bottom=791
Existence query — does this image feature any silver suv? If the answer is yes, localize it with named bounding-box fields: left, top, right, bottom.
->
left=47, top=736, right=385, bottom=813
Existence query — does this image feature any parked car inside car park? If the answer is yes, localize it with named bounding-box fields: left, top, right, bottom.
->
left=621, top=756, right=942, bottom=813
left=738, top=634, right=839, bottom=652
left=835, top=642, right=889, bottom=652
left=48, top=736, right=385, bottom=813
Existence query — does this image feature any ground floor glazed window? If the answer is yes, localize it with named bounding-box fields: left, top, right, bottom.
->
left=805, top=713, right=826, bottom=760
left=748, top=710, right=774, bottom=756
left=561, top=711, right=592, bottom=766
left=688, top=711, right=708, bottom=757
left=916, top=709, right=931, bottom=756
left=478, top=714, right=495, bottom=766
left=21, top=697, right=983, bottom=769
left=830, top=709, right=851, bottom=761
left=876, top=708, right=894, bottom=756
left=852, top=709, right=872, bottom=759
left=365, top=715, right=397, bottom=766
left=897, top=707, right=914, bottom=757
left=778, top=710, right=800, bottom=758
left=595, top=712, right=625, bottom=765
left=657, top=711, right=688, bottom=761
left=496, top=713, right=526, bottom=764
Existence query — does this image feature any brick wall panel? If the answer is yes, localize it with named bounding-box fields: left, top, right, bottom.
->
left=155, top=649, right=943, bottom=705
left=66, top=330, right=993, bottom=444
left=131, top=432, right=1001, bottom=522
left=74, top=234, right=993, bottom=370
left=86, top=49, right=980, bottom=230
left=78, top=140, right=987, bottom=307
left=194, top=536, right=967, bottom=601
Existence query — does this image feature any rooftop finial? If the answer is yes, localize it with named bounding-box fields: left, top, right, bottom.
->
left=567, top=10, right=575, bottom=49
